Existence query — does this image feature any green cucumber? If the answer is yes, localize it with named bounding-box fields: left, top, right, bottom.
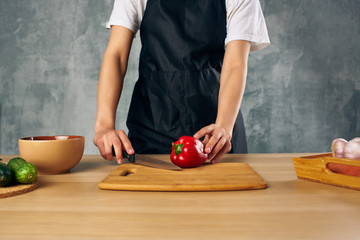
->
left=0, top=162, right=14, bottom=187
left=8, top=157, right=37, bottom=184
left=8, top=157, right=27, bottom=171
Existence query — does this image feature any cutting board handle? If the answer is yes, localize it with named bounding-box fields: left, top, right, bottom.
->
left=119, top=168, right=137, bottom=176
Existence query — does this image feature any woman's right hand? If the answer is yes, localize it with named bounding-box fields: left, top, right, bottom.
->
left=93, top=129, right=134, bottom=164
left=93, top=26, right=135, bottom=164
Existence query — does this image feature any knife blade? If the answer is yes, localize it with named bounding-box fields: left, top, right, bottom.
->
left=112, top=147, right=181, bottom=171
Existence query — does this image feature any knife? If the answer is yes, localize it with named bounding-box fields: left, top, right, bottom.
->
left=112, top=147, right=181, bottom=171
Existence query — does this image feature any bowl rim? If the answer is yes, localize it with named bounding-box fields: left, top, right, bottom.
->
left=19, top=135, right=85, bottom=142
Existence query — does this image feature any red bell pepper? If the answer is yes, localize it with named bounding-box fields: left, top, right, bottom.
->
left=170, top=136, right=208, bottom=168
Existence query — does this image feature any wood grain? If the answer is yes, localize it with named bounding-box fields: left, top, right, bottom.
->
left=0, top=154, right=360, bottom=240
left=292, top=153, right=360, bottom=190
left=98, top=162, right=267, bottom=191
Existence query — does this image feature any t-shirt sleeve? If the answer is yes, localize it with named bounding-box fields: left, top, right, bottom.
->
left=225, top=0, right=270, bottom=51
left=106, top=0, right=140, bottom=33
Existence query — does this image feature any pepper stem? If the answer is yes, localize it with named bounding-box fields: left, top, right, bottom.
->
left=172, top=143, right=183, bottom=156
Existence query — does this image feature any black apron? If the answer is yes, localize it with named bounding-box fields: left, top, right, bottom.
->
left=126, top=0, right=248, bottom=154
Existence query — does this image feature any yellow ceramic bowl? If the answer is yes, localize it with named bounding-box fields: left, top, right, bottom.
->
left=18, top=135, right=85, bottom=174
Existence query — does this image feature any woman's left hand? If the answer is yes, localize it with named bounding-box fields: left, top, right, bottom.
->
left=194, top=124, right=232, bottom=164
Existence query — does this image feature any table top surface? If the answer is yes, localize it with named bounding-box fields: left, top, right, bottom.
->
left=0, top=153, right=359, bottom=240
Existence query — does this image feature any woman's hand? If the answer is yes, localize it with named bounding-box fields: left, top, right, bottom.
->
left=94, top=26, right=135, bottom=164
left=93, top=129, right=134, bottom=164
left=194, top=124, right=232, bottom=164
left=193, top=41, right=250, bottom=164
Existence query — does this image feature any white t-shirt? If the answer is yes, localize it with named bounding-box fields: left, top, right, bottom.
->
left=106, top=0, right=270, bottom=51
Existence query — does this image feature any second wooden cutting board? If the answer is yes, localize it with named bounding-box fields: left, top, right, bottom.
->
left=98, top=162, right=266, bottom=191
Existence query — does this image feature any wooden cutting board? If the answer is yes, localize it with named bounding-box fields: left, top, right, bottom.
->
left=98, top=162, right=266, bottom=192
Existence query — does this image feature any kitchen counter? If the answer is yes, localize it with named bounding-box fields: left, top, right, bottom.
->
left=0, top=153, right=359, bottom=240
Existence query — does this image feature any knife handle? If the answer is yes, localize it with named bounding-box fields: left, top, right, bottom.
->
left=112, top=146, right=135, bottom=163
left=122, top=151, right=135, bottom=163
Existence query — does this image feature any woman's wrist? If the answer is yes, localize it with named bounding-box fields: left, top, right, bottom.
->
left=94, top=120, right=115, bottom=133
left=214, top=120, right=234, bottom=139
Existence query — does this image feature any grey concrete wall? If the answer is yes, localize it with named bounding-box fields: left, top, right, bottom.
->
left=0, top=0, right=359, bottom=155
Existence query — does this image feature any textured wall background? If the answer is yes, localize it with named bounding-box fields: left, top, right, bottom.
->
left=0, top=0, right=359, bottom=155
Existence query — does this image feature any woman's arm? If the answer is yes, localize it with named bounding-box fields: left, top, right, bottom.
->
left=93, top=26, right=135, bottom=163
left=194, top=40, right=251, bottom=163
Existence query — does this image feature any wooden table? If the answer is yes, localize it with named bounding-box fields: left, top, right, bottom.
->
left=1, top=154, right=359, bottom=240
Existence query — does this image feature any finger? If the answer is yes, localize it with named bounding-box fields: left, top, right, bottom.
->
left=211, top=141, right=231, bottom=164
left=117, top=130, right=134, bottom=155
left=194, top=124, right=216, bottom=139
left=93, top=137, right=99, bottom=147
left=103, top=138, right=115, bottom=161
left=202, top=135, right=210, bottom=146
left=208, top=136, right=227, bottom=160
left=98, top=142, right=109, bottom=161
left=112, top=139, right=124, bottom=164
left=205, top=129, right=224, bottom=154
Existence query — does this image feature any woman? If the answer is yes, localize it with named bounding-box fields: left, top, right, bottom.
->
left=94, top=0, right=270, bottom=164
